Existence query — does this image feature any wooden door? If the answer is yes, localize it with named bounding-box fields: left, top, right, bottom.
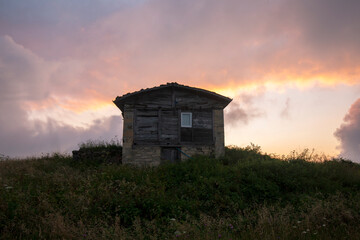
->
left=161, top=147, right=180, bottom=163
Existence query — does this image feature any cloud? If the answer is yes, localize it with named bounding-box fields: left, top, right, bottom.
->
left=225, top=91, right=266, bottom=126
left=334, top=98, right=360, bottom=162
left=2, top=0, right=360, bottom=92
left=0, top=34, right=119, bottom=111
left=85, top=0, right=360, bottom=87
left=1, top=0, right=360, bottom=157
left=280, top=98, right=291, bottom=119
left=0, top=35, right=123, bottom=157
left=0, top=112, right=123, bottom=158
left=0, top=35, right=52, bottom=101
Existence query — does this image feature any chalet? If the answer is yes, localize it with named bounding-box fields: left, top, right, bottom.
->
left=113, top=82, right=232, bottom=165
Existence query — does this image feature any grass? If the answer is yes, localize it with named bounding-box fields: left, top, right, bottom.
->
left=1, top=145, right=360, bottom=239
left=78, top=138, right=123, bottom=151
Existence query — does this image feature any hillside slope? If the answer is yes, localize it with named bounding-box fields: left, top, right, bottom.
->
left=1, top=146, right=360, bottom=239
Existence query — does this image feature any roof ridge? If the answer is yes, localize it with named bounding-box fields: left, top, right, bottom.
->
left=113, top=82, right=232, bottom=109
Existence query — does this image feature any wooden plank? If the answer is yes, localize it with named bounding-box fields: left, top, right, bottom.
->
left=158, top=108, right=161, bottom=142
left=193, top=128, right=213, bottom=143
left=136, top=109, right=158, bottom=116
left=178, top=109, right=181, bottom=143
left=133, top=108, right=137, bottom=144
left=181, top=128, right=192, bottom=142
left=171, top=86, right=175, bottom=108
left=134, top=109, right=159, bottom=142
left=173, top=89, right=225, bottom=109
left=212, top=109, right=215, bottom=142
left=159, top=109, right=179, bottom=143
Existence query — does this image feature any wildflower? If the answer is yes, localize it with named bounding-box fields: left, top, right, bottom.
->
left=174, top=230, right=181, bottom=236
left=5, top=186, right=13, bottom=190
left=322, top=224, right=326, bottom=227
left=292, top=226, right=297, bottom=228
left=218, top=234, right=222, bottom=238
left=170, top=218, right=176, bottom=221
left=229, top=224, right=234, bottom=229
left=306, top=229, right=310, bottom=232
left=302, top=231, right=307, bottom=234
left=297, top=221, right=301, bottom=224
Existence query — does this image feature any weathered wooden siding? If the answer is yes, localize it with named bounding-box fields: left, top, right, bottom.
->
left=174, top=89, right=225, bottom=109
left=133, top=108, right=214, bottom=145
left=129, top=87, right=221, bottom=147
left=134, top=109, right=158, bottom=144
left=193, top=110, right=212, bottom=129
left=159, top=110, right=179, bottom=144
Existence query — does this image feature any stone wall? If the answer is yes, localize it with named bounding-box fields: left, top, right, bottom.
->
left=130, top=146, right=161, bottom=166
left=124, top=145, right=214, bottom=165
left=122, top=110, right=162, bottom=166
left=213, top=109, right=225, bottom=158
left=180, top=145, right=215, bottom=160
left=122, top=110, right=134, bottom=164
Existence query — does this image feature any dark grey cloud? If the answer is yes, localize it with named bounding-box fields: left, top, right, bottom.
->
left=0, top=0, right=144, bottom=59
left=225, top=92, right=266, bottom=126
left=286, top=0, right=360, bottom=54
left=334, top=99, right=360, bottom=162
left=2, top=0, right=360, bottom=87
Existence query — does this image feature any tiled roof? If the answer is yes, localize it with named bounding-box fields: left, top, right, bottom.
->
left=113, top=82, right=232, bottom=103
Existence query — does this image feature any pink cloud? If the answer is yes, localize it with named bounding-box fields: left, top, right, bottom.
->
left=334, top=99, right=360, bottom=162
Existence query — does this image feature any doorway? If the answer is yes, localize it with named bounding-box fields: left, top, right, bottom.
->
left=161, top=147, right=180, bottom=163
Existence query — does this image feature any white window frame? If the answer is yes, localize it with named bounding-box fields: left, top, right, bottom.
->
left=181, top=112, right=192, bottom=128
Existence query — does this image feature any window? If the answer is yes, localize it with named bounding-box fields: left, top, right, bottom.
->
left=181, top=112, right=192, bottom=127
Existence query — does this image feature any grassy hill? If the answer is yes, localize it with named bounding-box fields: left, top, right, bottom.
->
left=1, top=145, right=360, bottom=239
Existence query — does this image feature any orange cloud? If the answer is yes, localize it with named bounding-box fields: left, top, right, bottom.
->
left=57, top=89, right=112, bottom=113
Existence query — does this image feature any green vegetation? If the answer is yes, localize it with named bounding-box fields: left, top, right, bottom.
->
left=1, top=145, right=360, bottom=239
left=78, top=139, right=123, bottom=151
left=74, top=139, right=122, bottom=165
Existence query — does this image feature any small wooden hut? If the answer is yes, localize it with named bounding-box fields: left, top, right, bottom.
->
left=113, top=82, right=232, bottom=165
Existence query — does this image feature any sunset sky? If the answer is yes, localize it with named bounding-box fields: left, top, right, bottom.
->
left=0, top=0, right=359, bottom=161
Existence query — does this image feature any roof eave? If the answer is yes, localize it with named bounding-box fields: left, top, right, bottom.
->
left=113, top=82, right=233, bottom=111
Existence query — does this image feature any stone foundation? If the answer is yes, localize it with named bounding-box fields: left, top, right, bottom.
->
left=123, top=145, right=215, bottom=166
left=123, top=146, right=161, bottom=166
left=180, top=145, right=215, bottom=160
